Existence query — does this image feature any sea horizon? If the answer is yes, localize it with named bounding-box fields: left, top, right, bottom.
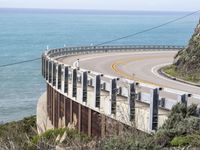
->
left=0, top=7, right=195, bottom=15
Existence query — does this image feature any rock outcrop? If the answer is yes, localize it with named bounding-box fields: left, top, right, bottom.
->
left=174, top=18, right=200, bottom=76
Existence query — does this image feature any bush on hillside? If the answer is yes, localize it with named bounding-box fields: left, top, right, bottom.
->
left=153, top=103, right=200, bottom=147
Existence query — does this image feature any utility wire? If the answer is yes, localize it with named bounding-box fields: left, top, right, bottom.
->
left=0, top=58, right=41, bottom=68
left=94, top=10, right=200, bottom=46
left=0, top=10, right=199, bottom=68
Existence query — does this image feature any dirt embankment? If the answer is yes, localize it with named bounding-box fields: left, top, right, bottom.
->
left=164, top=18, right=200, bottom=83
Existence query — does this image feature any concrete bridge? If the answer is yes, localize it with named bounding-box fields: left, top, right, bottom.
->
left=37, top=45, right=200, bottom=137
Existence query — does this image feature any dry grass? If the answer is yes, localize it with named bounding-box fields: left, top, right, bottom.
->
left=162, top=65, right=200, bottom=83
left=1, top=103, right=200, bottom=149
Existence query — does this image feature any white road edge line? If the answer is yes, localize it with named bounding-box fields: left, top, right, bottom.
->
left=71, top=51, right=177, bottom=79
left=70, top=52, right=200, bottom=99
left=151, top=63, right=196, bottom=88
left=151, top=63, right=200, bottom=99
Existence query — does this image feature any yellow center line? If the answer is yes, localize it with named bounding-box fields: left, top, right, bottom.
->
left=111, top=56, right=169, bottom=87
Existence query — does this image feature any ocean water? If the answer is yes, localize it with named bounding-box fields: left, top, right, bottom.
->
left=0, top=8, right=199, bottom=123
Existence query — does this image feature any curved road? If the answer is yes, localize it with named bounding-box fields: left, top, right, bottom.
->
left=59, top=51, right=200, bottom=96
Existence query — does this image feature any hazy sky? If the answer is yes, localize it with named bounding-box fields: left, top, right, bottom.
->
left=0, top=0, right=199, bottom=11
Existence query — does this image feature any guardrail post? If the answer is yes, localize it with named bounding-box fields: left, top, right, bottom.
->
left=48, top=61, right=52, bottom=83
left=72, top=69, right=77, bottom=98
left=42, top=55, right=45, bottom=77
left=52, top=62, right=56, bottom=86
left=57, top=64, right=62, bottom=90
left=64, top=66, right=69, bottom=94
left=61, top=65, right=65, bottom=93
left=128, top=83, right=136, bottom=122
left=45, top=59, right=48, bottom=81
left=110, top=79, right=117, bottom=115
left=44, top=57, right=47, bottom=79
left=94, top=75, right=101, bottom=108
left=88, top=79, right=93, bottom=86
left=178, top=94, right=188, bottom=106
left=160, top=98, right=165, bottom=108
left=149, top=88, right=159, bottom=131
left=55, top=64, right=59, bottom=89
left=82, top=71, right=88, bottom=103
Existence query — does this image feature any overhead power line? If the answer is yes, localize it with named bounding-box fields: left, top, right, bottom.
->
left=0, top=10, right=199, bottom=68
left=0, top=58, right=41, bottom=68
left=94, top=10, right=200, bottom=46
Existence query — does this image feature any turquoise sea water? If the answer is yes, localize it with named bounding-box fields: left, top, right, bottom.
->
left=0, top=8, right=199, bottom=122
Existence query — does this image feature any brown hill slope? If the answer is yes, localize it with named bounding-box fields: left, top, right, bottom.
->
left=165, top=18, right=200, bottom=83
left=175, top=18, right=200, bottom=73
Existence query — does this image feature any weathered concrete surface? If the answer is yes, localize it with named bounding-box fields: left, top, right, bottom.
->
left=37, top=82, right=169, bottom=134
left=37, top=92, right=54, bottom=134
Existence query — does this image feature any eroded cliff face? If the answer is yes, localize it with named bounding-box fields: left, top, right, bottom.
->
left=174, top=18, right=200, bottom=75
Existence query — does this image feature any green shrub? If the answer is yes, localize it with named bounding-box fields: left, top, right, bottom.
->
left=0, top=116, right=37, bottom=150
left=101, top=135, right=142, bottom=150
left=162, top=65, right=200, bottom=83
left=170, top=133, right=200, bottom=147
left=187, top=104, right=198, bottom=116
left=163, top=65, right=178, bottom=77
left=188, top=133, right=200, bottom=146
left=1, top=104, right=200, bottom=149
left=153, top=129, right=176, bottom=147
left=154, top=103, right=200, bottom=147
left=171, top=136, right=191, bottom=146
left=32, top=128, right=90, bottom=145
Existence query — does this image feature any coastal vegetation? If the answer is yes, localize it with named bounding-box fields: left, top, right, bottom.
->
left=163, top=18, right=200, bottom=83
left=1, top=19, right=200, bottom=147
left=0, top=103, right=200, bottom=149
left=0, top=116, right=36, bottom=149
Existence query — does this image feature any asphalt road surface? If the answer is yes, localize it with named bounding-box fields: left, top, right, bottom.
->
left=59, top=51, right=200, bottom=97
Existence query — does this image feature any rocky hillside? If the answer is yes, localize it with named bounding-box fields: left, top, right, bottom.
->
left=173, top=18, right=200, bottom=81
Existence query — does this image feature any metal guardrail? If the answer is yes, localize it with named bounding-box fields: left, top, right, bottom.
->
left=42, top=45, right=191, bottom=109
left=46, top=45, right=185, bottom=58
left=42, top=45, right=200, bottom=132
